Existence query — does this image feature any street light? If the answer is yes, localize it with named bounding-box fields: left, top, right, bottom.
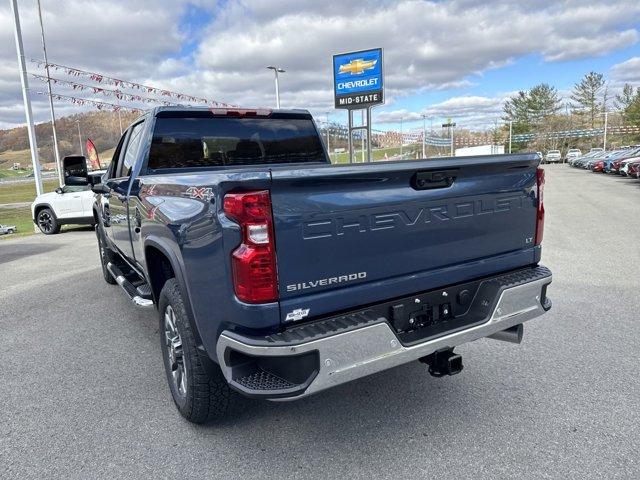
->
left=421, top=114, right=428, bottom=158
left=266, top=66, right=285, bottom=108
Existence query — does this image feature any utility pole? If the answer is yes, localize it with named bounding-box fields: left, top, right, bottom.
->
left=76, top=120, right=83, bottom=155
left=11, top=0, right=43, bottom=197
left=37, top=0, right=63, bottom=187
left=508, top=120, right=513, bottom=154
left=267, top=66, right=285, bottom=108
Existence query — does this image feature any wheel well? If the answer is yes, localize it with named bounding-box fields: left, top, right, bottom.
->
left=33, top=204, right=51, bottom=219
left=146, top=246, right=175, bottom=302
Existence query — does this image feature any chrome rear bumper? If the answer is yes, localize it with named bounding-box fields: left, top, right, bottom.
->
left=217, top=269, right=552, bottom=400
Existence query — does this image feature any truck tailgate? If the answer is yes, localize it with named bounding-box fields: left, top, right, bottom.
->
left=269, top=154, right=541, bottom=322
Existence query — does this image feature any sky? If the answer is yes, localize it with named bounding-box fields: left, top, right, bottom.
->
left=1, top=0, right=639, bottom=133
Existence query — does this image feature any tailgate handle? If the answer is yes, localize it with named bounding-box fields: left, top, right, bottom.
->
left=412, top=170, right=457, bottom=190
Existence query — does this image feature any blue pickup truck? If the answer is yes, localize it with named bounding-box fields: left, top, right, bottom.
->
left=69, top=106, right=552, bottom=423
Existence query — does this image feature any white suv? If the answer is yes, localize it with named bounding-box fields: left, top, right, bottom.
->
left=31, top=184, right=96, bottom=234
left=566, top=149, right=582, bottom=162
left=544, top=150, right=562, bottom=164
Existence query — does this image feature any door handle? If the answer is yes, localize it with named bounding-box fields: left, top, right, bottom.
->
left=412, top=170, right=458, bottom=190
left=115, top=193, right=127, bottom=202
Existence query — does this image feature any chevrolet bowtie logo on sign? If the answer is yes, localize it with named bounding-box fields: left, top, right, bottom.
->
left=333, top=48, right=384, bottom=109
left=338, top=59, right=377, bottom=75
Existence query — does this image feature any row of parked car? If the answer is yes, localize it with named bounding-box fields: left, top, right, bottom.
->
left=566, top=145, right=640, bottom=177
left=540, top=148, right=603, bottom=164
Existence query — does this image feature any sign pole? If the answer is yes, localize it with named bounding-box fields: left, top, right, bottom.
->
left=11, top=0, right=43, bottom=197
left=347, top=110, right=354, bottom=164
left=366, top=107, right=372, bottom=162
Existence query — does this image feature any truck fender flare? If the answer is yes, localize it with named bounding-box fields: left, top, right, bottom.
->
left=143, top=236, right=205, bottom=350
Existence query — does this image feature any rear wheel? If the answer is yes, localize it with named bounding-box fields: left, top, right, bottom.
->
left=36, top=208, right=60, bottom=235
left=159, top=278, right=234, bottom=424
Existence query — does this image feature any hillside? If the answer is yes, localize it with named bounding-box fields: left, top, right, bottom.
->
left=0, top=110, right=138, bottom=169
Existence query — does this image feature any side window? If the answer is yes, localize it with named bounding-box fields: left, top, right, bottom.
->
left=118, top=122, right=145, bottom=178
left=107, top=131, right=128, bottom=179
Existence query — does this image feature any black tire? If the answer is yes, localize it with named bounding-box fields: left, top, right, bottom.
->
left=7, top=229, right=14, bottom=234
left=36, top=208, right=60, bottom=235
left=158, top=278, right=234, bottom=423
left=96, top=225, right=117, bottom=285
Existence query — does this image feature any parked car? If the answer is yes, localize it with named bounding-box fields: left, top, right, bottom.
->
left=545, top=150, right=562, bottom=163
left=30, top=170, right=105, bottom=234
left=626, top=159, right=640, bottom=178
left=620, top=156, right=640, bottom=176
left=565, top=149, right=582, bottom=162
left=589, top=148, right=605, bottom=154
left=69, top=106, right=553, bottom=424
left=0, top=224, right=17, bottom=235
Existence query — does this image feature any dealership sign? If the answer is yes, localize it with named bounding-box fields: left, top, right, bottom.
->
left=333, top=48, right=384, bottom=109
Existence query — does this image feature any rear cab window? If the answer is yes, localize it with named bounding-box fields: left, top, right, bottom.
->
left=146, top=111, right=328, bottom=172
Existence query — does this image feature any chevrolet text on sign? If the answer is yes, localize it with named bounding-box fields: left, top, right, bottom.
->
left=333, top=48, right=384, bottom=109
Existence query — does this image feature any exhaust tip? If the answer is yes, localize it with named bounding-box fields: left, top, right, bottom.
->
left=488, top=324, right=524, bottom=344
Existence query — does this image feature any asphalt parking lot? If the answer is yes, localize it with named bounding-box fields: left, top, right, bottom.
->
left=1, top=165, right=639, bottom=479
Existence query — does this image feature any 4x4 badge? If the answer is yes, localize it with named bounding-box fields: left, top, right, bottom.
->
left=185, top=187, right=214, bottom=201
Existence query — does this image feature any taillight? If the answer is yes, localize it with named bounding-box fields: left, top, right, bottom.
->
left=535, top=167, right=545, bottom=246
left=223, top=190, right=278, bottom=303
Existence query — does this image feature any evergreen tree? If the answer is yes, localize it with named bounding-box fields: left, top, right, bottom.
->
left=527, top=83, right=562, bottom=125
left=615, top=83, right=637, bottom=111
left=570, top=72, right=605, bottom=128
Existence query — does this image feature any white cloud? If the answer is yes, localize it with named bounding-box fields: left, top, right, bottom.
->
left=1, top=0, right=640, bottom=129
left=610, top=57, right=640, bottom=84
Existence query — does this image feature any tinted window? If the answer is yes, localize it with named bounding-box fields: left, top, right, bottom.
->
left=148, top=116, right=326, bottom=170
left=107, top=132, right=127, bottom=179
left=120, top=122, right=145, bottom=177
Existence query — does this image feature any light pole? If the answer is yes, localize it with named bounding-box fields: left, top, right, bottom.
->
left=37, top=0, right=63, bottom=187
left=10, top=0, right=43, bottom=197
left=76, top=120, right=83, bottom=156
left=266, top=66, right=285, bottom=108
left=603, top=111, right=608, bottom=150
left=421, top=114, right=427, bottom=158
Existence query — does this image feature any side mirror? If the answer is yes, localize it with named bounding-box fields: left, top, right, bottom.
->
left=91, top=183, right=110, bottom=195
left=55, top=187, right=63, bottom=194
left=63, top=155, right=88, bottom=186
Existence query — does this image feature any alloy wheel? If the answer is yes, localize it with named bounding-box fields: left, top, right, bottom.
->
left=38, top=211, right=53, bottom=233
left=164, top=305, right=187, bottom=397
